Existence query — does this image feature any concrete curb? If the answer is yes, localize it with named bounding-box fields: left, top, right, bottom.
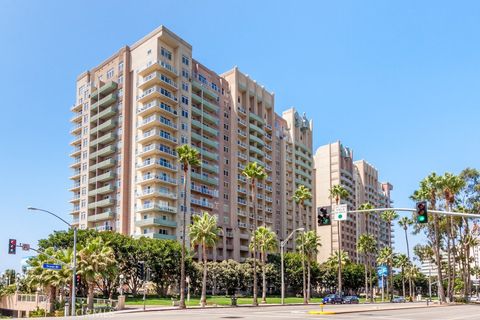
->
left=310, top=303, right=462, bottom=315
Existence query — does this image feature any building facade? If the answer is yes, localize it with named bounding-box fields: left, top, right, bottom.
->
left=69, top=26, right=314, bottom=261
left=314, top=141, right=394, bottom=264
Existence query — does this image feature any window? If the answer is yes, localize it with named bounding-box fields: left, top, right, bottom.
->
left=147, top=49, right=152, bottom=55
left=118, top=62, right=124, bottom=72
left=181, top=96, right=189, bottom=105
left=107, top=68, right=114, bottom=79
left=224, top=124, right=229, bottom=130
left=198, top=74, right=207, bottom=84
left=161, top=47, right=172, bottom=60
left=182, top=82, right=189, bottom=91
left=82, top=138, right=88, bottom=147
left=211, top=83, right=218, bottom=91
left=224, top=170, right=228, bottom=176
left=118, top=75, right=123, bottom=84
left=181, top=136, right=188, bottom=144
left=181, top=123, right=188, bottom=131
left=224, top=146, right=229, bottom=152
left=181, top=109, right=188, bottom=118
left=182, top=69, right=189, bottom=79
left=82, top=151, right=87, bottom=159
left=223, top=135, right=229, bottom=141
left=182, top=55, right=189, bottom=65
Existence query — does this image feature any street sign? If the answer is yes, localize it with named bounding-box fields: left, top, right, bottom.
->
left=332, top=204, right=348, bottom=221
left=42, top=263, right=62, bottom=270
left=377, top=265, right=388, bottom=277
left=22, top=243, right=30, bottom=251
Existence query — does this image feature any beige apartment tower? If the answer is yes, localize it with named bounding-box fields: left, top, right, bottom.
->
left=69, top=26, right=314, bottom=262
left=314, top=141, right=393, bottom=265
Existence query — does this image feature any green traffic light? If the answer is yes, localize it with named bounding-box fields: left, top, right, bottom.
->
left=418, top=215, right=426, bottom=222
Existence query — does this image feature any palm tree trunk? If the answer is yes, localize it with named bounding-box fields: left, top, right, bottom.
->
left=409, top=276, right=412, bottom=298
left=251, top=180, right=258, bottom=306
left=87, top=284, right=94, bottom=311
left=302, top=246, right=307, bottom=304
left=261, top=252, right=267, bottom=303
left=307, top=260, right=311, bottom=302
left=364, top=262, right=368, bottom=302
left=389, top=262, right=393, bottom=300
left=201, top=242, right=207, bottom=307
left=369, top=264, right=373, bottom=303
left=179, top=167, right=188, bottom=309
left=446, top=219, right=452, bottom=302
left=434, top=215, right=446, bottom=303
left=402, top=269, right=406, bottom=298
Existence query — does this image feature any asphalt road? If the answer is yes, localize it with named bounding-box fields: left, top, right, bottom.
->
left=49, top=303, right=479, bottom=320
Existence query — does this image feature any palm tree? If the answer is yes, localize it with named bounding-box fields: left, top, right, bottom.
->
left=357, top=234, right=377, bottom=302
left=404, top=264, right=421, bottom=297
left=381, top=210, right=398, bottom=248
left=243, top=161, right=268, bottom=306
left=329, top=184, right=349, bottom=295
left=189, top=212, right=220, bottom=307
left=326, top=250, right=350, bottom=270
left=77, top=237, right=116, bottom=310
left=411, top=172, right=446, bottom=303
left=377, top=247, right=395, bottom=301
left=303, top=231, right=321, bottom=302
left=398, top=217, right=413, bottom=257
left=293, top=185, right=312, bottom=304
left=439, top=172, right=465, bottom=302
left=250, top=226, right=277, bottom=304
left=394, top=254, right=410, bottom=298
left=176, top=144, right=200, bottom=309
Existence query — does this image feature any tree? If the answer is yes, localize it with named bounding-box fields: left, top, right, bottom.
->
left=329, top=184, right=349, bottom=295
left=439, top=172, right=465, bottom=302
left=293, top=185, right=312, bottom=304
left=357, top=234, right=377, bottom=302
left=303, top=231, right=321, bottom=302
left=189, top=212, right=220, bottom=307
left=411, top=172, right=446, bottom=303
left=394, top=254, right=410, bottom=298
left=377, top=247, right=395, bottom=301
left=242, top=161, right=268, bottom=306
left=381, top=210, right=398, bottom=247
left=250, top=226, right=277, bottom=303
left=398, top=217, right=413, bottom=257
left=404, top=265, right=421, bottom=297
left=358, top=202, right=375, bottom=235
left=77, top=237, right=116, bottom=310
left=176, top=144, right=200, bottom=309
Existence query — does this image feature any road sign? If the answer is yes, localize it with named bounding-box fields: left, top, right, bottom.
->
left=42, top=263, right=62, bottom=270
left=22, top=243, right=30, bottom=251
left=377, top=265, right=388, bottom=277
left=332, top=204, right=348, bottom=221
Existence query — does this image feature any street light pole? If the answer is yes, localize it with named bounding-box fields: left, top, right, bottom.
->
left=28, top=207, right=77, bottom=317
left=281, top=227, right=304, bottom=305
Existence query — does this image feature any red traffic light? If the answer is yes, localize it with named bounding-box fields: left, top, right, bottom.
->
left=8, top=239, right=17, bottom=254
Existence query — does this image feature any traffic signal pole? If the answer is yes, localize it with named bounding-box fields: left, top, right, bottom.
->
left=347, top=207, right=480, bottom=219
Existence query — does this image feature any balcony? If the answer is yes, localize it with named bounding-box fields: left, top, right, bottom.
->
left=137, top=159, right=177, bottom=171
left=137, top=232, right=177, bottom=240
left=137, top=100, right=178, bottom=118
left=201, top=162, right=219, bottom=174
left=91, top=81, right=118, bottom=100
left=70, top=169, right=81, bottom=179
left=137, top=86, right=178, bottom=104
left=191, top=197, right=214, bottom=208
left=191, top=185, right=218, bottom=197
left=194, top=146, right=219, bottom=161
left=237, top=141, right=247, bottom=149
left=135, top=217, right=177, bottom=228
left=89, top=158, right=115, bottom=172
left=87, top=210, right=114, bottom=222
left=192, top=80, right=219, bottom=100
left=139, top=115, right=177, bottom=131
left=249, top=123, right=264, bottom=136
left=237, top=152, right=247, bottom=160
left=140, top=173, right=177, bottom=185
left=90, top=119, right=116, bottom=135
left=191, top=131, right=219, bottom=149
left=88, top=184, right=115, bottom=197
left=90, top=105, right=116, bottom=123
left=249, top=146, right=264, bottom=157
left=88, top=198, right=114, bottom=209
left=89, top=145, right=116, bottom=159
left=70, top=123, right=82, bottom=135
left=90, top=132, right=116, bottom=147
left=138, top=188, right=177, bottom=200
left=192, top=106, right=219, bottom=125
left=139, top=129, right=177, bottom=145
left=191, top=92, right=220, bottom=113
left=70, top=112, right=82, bottom=123
left=191, top=119, right=218, bottom=137
left=139, top=144, right=177, bottom=158
left=295, top=168, right=310, bottom=180
left=139, top=71, right=178, bottom=91
left=191, top=172, right=218, bottom=186
left=138, top=203, right=177, bottom=214
left=249, top=157, right=265, bottom=167
left=89, top=171, right=115, bottom=184
left=138, top=60, right=178, bottom=78
left=249, top=135, right=264, bottom=146
left=249, top=112, right=264, bottom=124
left=91, top=93, right=117, bottom=111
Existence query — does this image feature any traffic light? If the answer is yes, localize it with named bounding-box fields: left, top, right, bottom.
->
left=75, top=274, right=81, bottom=286
left=8, top=239, right=16, bottom=254
left=317, top=207, right=331, bottom=226
left=416, top=201, right=428, bottom=224
left=137, top=262, right=145, bottom=280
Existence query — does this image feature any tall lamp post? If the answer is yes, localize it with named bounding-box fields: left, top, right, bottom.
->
left=281, top=227, right=304, bottom=305
left=28, top=207, right=77, bottom=317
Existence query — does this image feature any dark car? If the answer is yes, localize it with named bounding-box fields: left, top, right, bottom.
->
left=343, top=295, right=360, bottom=304
left=323, top=294, right=344, bottom=304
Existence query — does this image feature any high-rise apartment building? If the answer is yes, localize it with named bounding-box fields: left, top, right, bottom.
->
left=69, top=26, right=314, bottom=261
left=314, top=141, right=393, bottom=264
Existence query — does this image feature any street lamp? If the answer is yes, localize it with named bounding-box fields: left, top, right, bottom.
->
left=280, top=227, right=304, bottom=305
left=28, top=207, right=78, bottom=317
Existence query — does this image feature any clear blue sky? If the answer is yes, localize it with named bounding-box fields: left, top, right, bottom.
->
left=1, top=0, right=479, bottom=271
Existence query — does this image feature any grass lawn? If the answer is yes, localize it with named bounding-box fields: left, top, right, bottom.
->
left=125, top=295, right=327, bottom=306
